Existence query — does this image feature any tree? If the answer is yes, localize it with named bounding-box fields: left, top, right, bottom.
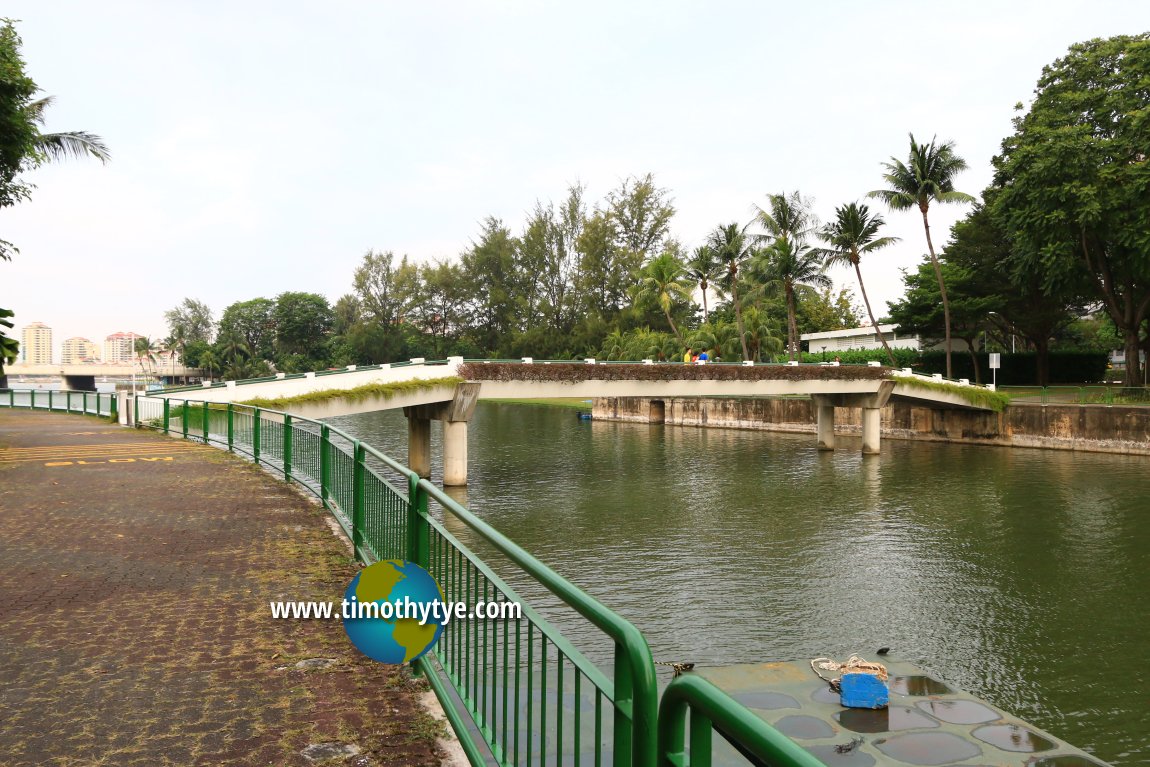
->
left=686, top=246, right=722, bottom=322
left=814, top=202, right=900, bottom=365
left=164, top=298, right=215, bottom=346
left=217, top=298, right=276, bottom=362
left=706, top=223, right=755, bottom=360
left=0, top=20, right=109, bottom=261
left=0, top=307, right=18, bottom=384
left=460, top=218, right=519, bottom=354
left=797, top=287, right=861, bottom=334
left=631, top=250, right=693, bottom=343
left=606, top=173, right=675, bottom=260
left=869, top=133, right=975, bottom=377
left=946, top=205, right=1082, bottom=385
left=353, top=250, right=413, bottom=328
left=990, top=34, right=1150, bottom=387
left=747, top=239, right=831, bottom=361
left=272, top=291, right=333, bottom=370
left=751, top=191, right=819, bottom=246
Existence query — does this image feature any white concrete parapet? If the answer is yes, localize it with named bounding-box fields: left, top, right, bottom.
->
left=410, top=358, right=426, bottom=365
left=584, top=358, right=597, bottom=364
left=787, top=360, right=799, bottom=367
left=642, top=359, right=654, bottom=365
left=867, top=361, right=881, bottom=367
left=932, top=373, right=943, bottom=380
left=226, top=380, right=236, bottom=389
left=959, top=378, right=970, bottom=386
left=522, top=357, right=534, bottom=364
left=347, top=365, right=357, bottom=371
left=202, top=381, right=213, bottom=388
left=276, top=372, right=286, bottom=379
left=742, top=360, right=754, bottom=367
left=305, top=372, right=316, bottom=379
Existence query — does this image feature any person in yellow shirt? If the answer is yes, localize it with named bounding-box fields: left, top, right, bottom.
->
left=683, top=347, right=693, bottom=364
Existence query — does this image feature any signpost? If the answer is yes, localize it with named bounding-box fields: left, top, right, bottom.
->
left=989, top=352, right=1001, bottom=388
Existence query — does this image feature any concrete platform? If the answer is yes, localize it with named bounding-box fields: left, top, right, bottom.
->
left=695, top=659, right=1109, bottom=766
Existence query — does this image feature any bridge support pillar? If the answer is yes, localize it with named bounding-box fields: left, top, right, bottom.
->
left=443, top=421, right=468, bottom=486
left=815, top=403, right=835, bottom=451
left=862, top=408, right=882, bottom=455
left=407, top=417, right=432, bottom=478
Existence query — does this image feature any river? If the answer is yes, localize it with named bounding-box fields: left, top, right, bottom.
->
left=328, top=401, right=1148, bottom=765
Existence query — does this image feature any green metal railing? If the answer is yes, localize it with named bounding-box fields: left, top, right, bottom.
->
left=1001, top=385, right=1150, bottom=406
left=9, top=388, right=814, bottom=767
left=132, top=394, right=660, bottom=767
left=657, top=676, right=823, bottom=767
left=0, top=388, right=118, bottom=418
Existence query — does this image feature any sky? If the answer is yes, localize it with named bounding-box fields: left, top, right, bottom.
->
left=3, top=1, right=1147, bottom=361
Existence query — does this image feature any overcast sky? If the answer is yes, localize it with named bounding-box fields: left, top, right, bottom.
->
left=4, top=1, right=1146, bottom=359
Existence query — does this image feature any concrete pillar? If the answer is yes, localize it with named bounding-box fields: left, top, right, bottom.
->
left=816, top=403, right=836, bottom=451
left=443, top=420, right=468, bottom=486
left=407, top=416, right=431, bottom=478
left=862, top=407, right=882, bottom=455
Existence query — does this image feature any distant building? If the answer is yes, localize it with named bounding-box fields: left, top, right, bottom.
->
left=801, top=324, right=921, bottom=353
left=62, top=337, right=101, bottom=364
left=104, top=331, right=144, bottom=364
left=20, top=322, right=52, bottom=364
left=801, top=324, right=970, bottom=354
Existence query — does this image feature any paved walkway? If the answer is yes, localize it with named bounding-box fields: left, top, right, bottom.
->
left=0, top=411, right=444, bottom=767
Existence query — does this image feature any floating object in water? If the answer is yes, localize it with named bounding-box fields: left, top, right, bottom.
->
left=576, top=411, right=593, bottom=420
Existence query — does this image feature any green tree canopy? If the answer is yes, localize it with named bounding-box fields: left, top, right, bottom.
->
left=990, top=33, right=1150, bottom=387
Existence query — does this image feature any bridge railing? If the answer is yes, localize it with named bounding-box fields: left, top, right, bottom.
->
left=0, top=388, right=117, bottom=418
left=1000, top=385, right=1150, bottom=406
left=657, top=675, right=824, bottom=767
left=131, top=394, right=661, bottom=767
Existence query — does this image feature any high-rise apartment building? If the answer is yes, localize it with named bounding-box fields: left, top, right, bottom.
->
left=104, top=331, right=143, bottom=364
left=20, top=322, right=52, bottom=364
left=62, top=337, right=101, bottom=364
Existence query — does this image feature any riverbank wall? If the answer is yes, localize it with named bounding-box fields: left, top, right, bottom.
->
left=591, top=396, right=1150, bottom=456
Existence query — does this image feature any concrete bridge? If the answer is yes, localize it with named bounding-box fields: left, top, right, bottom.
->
left=141, top=357, right=996, bottom=485
left=6, top=362, right=203, bottom=390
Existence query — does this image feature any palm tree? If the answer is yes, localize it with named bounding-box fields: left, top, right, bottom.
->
left=27, top=96, right=111, bottom=164
left=814, top=203, right=901, bottom=365
left=751, top=191, right=819, bottom=246
left=748, top=239, right=832, bottom=361
left=706, top=223, right=755, bottom=360
left=632, top=251, right=694, bottom=344
left=868, top=133, right=974, bottom=377
left=741, top=307, right=785, bottom=363
left=685, top=246, right=722, bottom=322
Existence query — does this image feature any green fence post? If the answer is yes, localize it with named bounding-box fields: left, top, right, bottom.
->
left=352, top=441, right=366, bottom=561
left=133, top=394, right=139, bottom=426
left=8, top=389, right=13, bottom=408
left=406, top=475, right=430, bottom=569
left=66, top=391, right=72, bottom=413
left=253, top=408, right=261, bottom=464
left=109, top=393, right=117, bottom=419
left=82, top=391, right=88, bottom=414
left=227, top=404, right=234, bottom=452
left=181, top=401, right=188, bottom=438
left=320, top=424, right=331, bottom=507
left=31, top=389, right=36, bottom=410
left=48, top=389, right=53, bottom=410
left=283, top=413, right=293, bottom=482
left=163, top=399, right=170, bottom=435
left=201, top=401, right=209, bottom=443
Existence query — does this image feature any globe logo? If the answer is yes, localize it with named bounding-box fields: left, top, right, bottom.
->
left=342, top=559, right=447, bottom=664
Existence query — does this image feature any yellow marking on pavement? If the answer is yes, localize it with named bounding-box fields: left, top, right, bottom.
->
left=44, top=457, right=176, bottom=467
left=0, top=444, right=203, bottom=463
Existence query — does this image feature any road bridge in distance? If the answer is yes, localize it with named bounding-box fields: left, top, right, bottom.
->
left=6, top=362, right=203, bottom=390
left=142, top=357, right=998, bottom=484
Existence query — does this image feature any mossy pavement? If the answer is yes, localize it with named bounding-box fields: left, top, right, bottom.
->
left=0, top=411, right=444, bottom=767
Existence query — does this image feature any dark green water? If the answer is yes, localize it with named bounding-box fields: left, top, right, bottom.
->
left=329, top=402, right=1149, bottom=765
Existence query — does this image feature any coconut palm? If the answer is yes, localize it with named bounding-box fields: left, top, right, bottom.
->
left=751, top=191, right=819, bottom=246
left=632, top=251, right=694, bottom=344
left=685, top=246, right=723, bottom=322
left=27, top=96, right=111, bottom=164
left=814, top=203, right=901, bottom=365
left=868, top=133, right=974, bottom=377
left=706, top=223, right=755, bottom=360
left=741, top=307, right=785, bottom=363
left=747, top=239, right=832, bottom=361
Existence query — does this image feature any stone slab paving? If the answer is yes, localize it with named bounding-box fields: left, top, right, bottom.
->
left=0, top=411, right=444, bottom=767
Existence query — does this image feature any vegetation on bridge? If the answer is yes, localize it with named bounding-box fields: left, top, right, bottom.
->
left=461, top=362, right=894, bottom=383
left=894, top=378, right=1012, bottom=412
left=237, top=376, right=463, bottom=411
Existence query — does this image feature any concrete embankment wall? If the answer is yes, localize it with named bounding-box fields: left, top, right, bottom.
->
left=592, top=397, right=1150, bottom=456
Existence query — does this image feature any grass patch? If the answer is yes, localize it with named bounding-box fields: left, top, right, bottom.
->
left=481, top=397, right=592, bottom=409
left=895, top=377, right=1012, bottom=412
left=238, top=377, right=462, bottom=410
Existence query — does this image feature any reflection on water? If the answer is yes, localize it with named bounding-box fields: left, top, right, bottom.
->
left=328, top=402, right=1150, bottom=765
